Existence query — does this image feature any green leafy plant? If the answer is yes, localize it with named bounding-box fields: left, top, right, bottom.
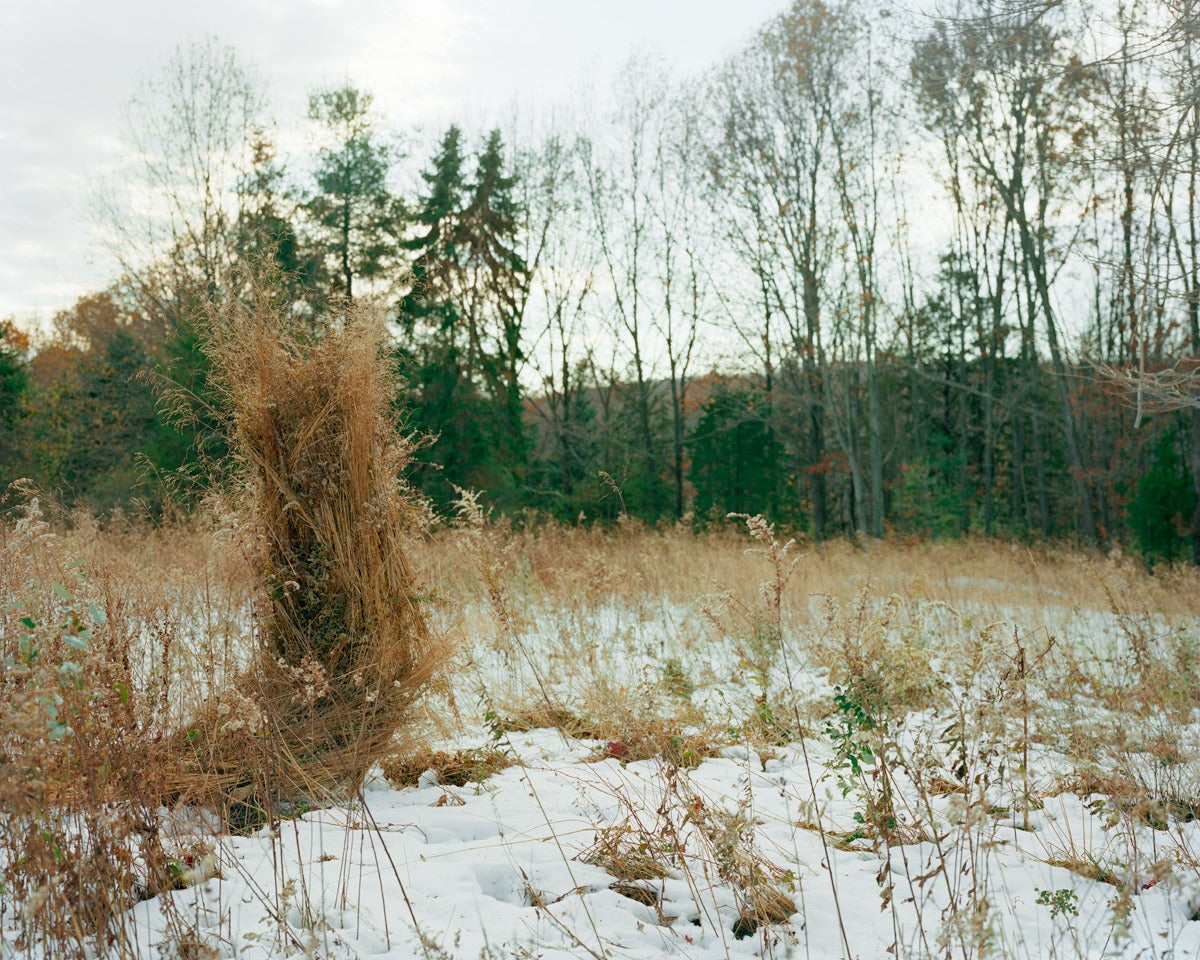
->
left=825, top=676, right=897, bottom=840
left=1035, top=887, right=1079, bottom=919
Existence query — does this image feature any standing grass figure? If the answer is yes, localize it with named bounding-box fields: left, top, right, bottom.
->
left=173, top=289, right=449, bottom=817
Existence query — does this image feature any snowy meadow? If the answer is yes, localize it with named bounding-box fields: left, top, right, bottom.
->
left=5, top=506, right=1200, bottom=960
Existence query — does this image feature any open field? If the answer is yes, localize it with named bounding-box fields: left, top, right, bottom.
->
left=8, top=2, right=1200, bottom=957
left=4, top=510, right=1200, bottom=959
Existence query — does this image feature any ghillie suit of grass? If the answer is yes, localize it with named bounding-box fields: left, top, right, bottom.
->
left=171, top=295, right=448, bottom=815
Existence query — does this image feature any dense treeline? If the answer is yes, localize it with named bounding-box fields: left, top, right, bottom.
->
left=2, top=1, right=1200, bottom=563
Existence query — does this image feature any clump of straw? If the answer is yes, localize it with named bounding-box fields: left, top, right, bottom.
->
left=173, top=293, right=448, bottom=810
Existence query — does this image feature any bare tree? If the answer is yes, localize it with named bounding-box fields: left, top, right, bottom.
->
left=103, top=37, right=264, bottom=309
left=519, top=130, right=599, bottom=504
left=579, top=56, right=672, bottom=515
left=707, top=2, right=842, bottom=537
left=815, top=4, right=892, bottom=537
left=914, top=1, right=1102, bottom=543
left=648, top=85, right=709, bottom=520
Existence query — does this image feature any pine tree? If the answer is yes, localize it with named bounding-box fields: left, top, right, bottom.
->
left=0, top=320, right=30, bottom=489
left=398, top=125, right=467, bottom=341
left=1128, top=430, right=1197, bottom=565
left=531, top=356, right=601, bottom=519
left=30, top=292, right=186, bottom=512
left=461, top=130, right=530, bottom=496
left=303, top=86, right=399, bottom=305
left=690, top=386, right=784, bottom=523
left=236, top=128, right=318, bottom=311
left=398, top=127, right=531, bottom=510
left=397, top=127, right=476, bottom=504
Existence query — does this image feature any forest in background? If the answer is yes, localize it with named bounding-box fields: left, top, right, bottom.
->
left=1, top=0, right=1199, bottom=563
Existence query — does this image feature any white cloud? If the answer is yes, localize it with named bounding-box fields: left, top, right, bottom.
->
left=0, top=0, right=783, bottom=322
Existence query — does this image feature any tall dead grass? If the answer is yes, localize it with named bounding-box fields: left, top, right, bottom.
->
left=171, top=294, right=450, bottom=807
left=414, top=519, right=1200, bottom=630
left=0, top=499, right=200, bottom=957
left=0, top=293, right=450, bottom=957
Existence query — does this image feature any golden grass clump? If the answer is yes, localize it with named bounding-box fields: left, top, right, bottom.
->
left=380, top=745, right=513, bottom=788
left=172, top=296, right=449, bottom=806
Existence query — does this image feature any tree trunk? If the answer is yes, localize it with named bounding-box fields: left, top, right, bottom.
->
left=802, top=269, right=828, bottom=540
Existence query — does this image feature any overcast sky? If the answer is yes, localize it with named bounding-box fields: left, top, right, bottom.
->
left=0, top=0, right=791, bottom=324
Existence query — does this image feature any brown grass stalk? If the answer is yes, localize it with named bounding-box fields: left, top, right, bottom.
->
left=168, top=292, right=450, bottom=810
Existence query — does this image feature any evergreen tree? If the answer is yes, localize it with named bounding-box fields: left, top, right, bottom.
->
left=461, top=130, right=530, bottom=496
left=607, top=379, right=674, bottom=521
left=303, top=86, right=398, bottom=304
left=31, top=292, right=187, bottom=512
left=398, top=127, right=531, bottom=509
left=397, top=126, right=474, bottom=504
left=0, top=320, right=30, bottom=489
left=530, top=356, right=601, bottom=519
left=236, top=127, right=319, bottom=311
left=690, top=386, right=784, bottom=522
left=398, top=125, right=467, bottom=340
left=1128, top=430, right=1197, bottom=565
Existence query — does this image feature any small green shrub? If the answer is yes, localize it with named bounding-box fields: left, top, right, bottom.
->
left=1035, top=887, right=1079, bottom=919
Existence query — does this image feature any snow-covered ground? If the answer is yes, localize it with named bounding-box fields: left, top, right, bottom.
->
left=7, top=576, right=1200, bottom=959
left=113, top=589, right=1200, bottom=959
left=123, top=725, right=1200, bottom=960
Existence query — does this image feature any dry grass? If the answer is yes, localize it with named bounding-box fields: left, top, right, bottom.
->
left=0, top=500, right=209, bottom=957
left=5, top=478, right=1200, bottom=958
left=169, top=294, right=450, bottom=810
left=0, top=291, right=451, bottom=957
left=381, top=745, right=513, bottom=788
left=494, top=693, right=722, bottom=768
left=413, top=520, right=1200, bottom=622
left=578, top=754, right=797, bottom=940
